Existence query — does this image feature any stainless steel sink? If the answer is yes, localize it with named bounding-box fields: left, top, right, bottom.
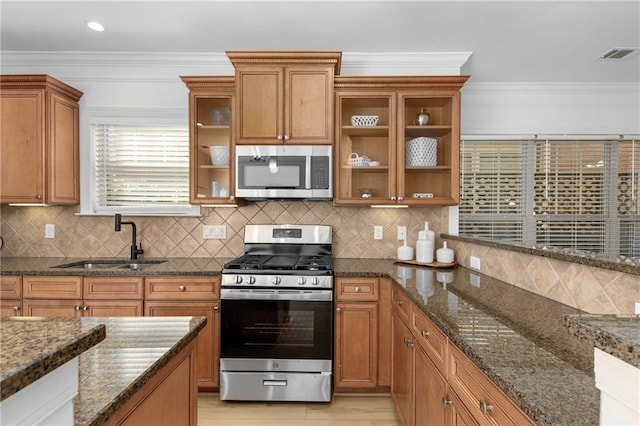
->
left=51, top=259, right=166, bottom=270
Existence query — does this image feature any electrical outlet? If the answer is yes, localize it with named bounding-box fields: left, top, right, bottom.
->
left=374, top=226, right=383, bottom=240
left=45, top=224, right=55, bottom=239
left=635, top=302, right=640, bottom=315
left=470, top=256, right=481, bottom=270
left=203, top=225, right=226, bottom=239
left=397, top=226, right=407, bottom=240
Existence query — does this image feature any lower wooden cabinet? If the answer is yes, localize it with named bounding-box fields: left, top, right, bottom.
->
left=0, top=275, right=22, bottom=316
left=145, top=276, right=220, bottom=391
left=392, top=310, right=414, bottom=425
left=104, top=337, right=197, bottom=426
left=414, top=343, right=450, bottom=426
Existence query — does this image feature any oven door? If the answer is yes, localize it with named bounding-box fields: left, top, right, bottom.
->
left=220, top=288, right=333, bottom=361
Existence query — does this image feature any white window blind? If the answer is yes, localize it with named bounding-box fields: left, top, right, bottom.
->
left=93, top=124, right=191, bottom=214
left=460, top=137, right=639, bottom=261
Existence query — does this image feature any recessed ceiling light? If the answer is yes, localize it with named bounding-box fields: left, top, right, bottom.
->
left=86, top=21, right=105, bottom=32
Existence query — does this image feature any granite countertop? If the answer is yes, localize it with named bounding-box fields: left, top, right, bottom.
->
left=334, top=258, right=600, bottom=426
left=0, top=317, right=106, bottom=401
left=4, top=256, right=636, bottom=425
left=563, top=314, right=640, bottom=368
left=74, top=316, right=206, bottom=426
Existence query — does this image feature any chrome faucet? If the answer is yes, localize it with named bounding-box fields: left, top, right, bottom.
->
left=115, top=214, right=144, bottom=260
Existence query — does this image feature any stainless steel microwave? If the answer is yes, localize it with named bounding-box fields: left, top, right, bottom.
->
left=235, top=145, right=332, bottom=200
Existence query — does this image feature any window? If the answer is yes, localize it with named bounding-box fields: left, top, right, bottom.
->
left=460, top=137, right=639, bottom=261
left=81, top=110, right=197, bottom=216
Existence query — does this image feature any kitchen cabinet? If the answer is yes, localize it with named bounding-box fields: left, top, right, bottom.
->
left=448, top=342, right=535, bottom=426
left=144, top=276, right=220, bottom=390
left=103, top=337, right=197, bottom=426
left=21, top=276, right=143, bottom=317
left=392, top=306, right=414, bottom=426
left=333, top=76, right=468, bottom=206
left=0, top=275, right=22, bottom=316
left=181, top=76, right=237, bottom=204
left=227, top=51, right=341, bottom=145
left=0, top=75, right=82, bottom=205
left=334, top=277, right=379, bottom=390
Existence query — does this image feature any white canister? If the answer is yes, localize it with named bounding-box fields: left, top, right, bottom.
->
left=436, top=241, right=455, bottom=264
left=416, top=222, right=435, bottom=263
left=397, top=239, right=414, bottom=261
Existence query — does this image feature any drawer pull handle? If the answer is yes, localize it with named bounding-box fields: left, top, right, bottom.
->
left=355, top=286, right=361, bottom=293
left=479, top=400, right=494, bottom=414
left=396, top=300, right=403, bottom=305
left=421, top=330, right=430, bottom=337
left=178, top=285, right=186, bottom=292
left=443, top=398, right=452, bottom=406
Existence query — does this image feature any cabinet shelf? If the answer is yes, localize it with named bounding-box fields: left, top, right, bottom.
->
left=196, top=124, right=231, bottom=130
left=405, top=166, right=451, bottom=172
left=199, top=165, right=230, bottom=170
left=404, top=125, right=451, bottom=138
left=341, top=126, right=390, bottom=136
left=342, top=166, right=389, bottom=173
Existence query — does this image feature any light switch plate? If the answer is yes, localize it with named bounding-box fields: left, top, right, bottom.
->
left=374, top=226, right=383, bottom=240
left=397, top=226, right=407, bottom=240
left=45, top=224, right=55, bottom=239
left=203, top=225, right=226, bottom=239
left=470, top=256, right=481, bottom=270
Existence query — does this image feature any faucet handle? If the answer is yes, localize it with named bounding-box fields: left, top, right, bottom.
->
left=137, top=242, right=144, bottom=255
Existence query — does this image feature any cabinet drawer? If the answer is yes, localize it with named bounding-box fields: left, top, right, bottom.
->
left=0, top=276, right=22, bottom=299
left=411, top=304, right=448, bottom=376
left=145, top=277, right=220, bottom=301
left=83, top=277, right=144, bottom=300
left=23, top=276, right=82, bottom=299
left=336, top=278, right=379, bottom=301
left=448, top=343, right=535, bottom=426
left=0, top=300, right=22, bottom=316
left=391, top=286, right=410, bottom=325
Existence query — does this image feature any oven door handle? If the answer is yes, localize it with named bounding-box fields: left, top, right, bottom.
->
left=221, top=288, right=333, bottom=301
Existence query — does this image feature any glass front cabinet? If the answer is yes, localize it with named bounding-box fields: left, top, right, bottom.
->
left=334, top=76, right=468, bottom=206
left=181, top=76, right=236, bottom=204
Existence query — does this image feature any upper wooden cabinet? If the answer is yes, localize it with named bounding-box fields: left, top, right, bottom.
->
left=334, top=76, right=468, bottom=206
left=227, top=51, right=341, bottom=145
left=181, top=76, right=236, bottom=204
left=0, top=75, right=82, bottom=205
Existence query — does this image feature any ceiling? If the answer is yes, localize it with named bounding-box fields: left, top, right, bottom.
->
left=1, top=0, right=639, bottom=83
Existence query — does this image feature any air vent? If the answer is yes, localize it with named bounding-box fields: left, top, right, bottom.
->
left=599, top=48, right=639, bottom=60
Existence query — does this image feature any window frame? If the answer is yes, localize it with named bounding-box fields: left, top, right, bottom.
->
left=79, top=107, right=200, bottom=217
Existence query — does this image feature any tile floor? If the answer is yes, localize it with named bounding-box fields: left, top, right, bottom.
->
left=198, top=393, right=401, bottom=426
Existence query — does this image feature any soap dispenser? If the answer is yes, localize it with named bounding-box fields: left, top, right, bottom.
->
left=416, top=222, right=435, bottom=263
left=397, top=236, right=414, bottom=261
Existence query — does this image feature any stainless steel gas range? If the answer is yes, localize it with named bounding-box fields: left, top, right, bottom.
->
left=219, top=224, right=334, bottom=402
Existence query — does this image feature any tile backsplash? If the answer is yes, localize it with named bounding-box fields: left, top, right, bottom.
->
left=0, top=202, right=447, bottom=259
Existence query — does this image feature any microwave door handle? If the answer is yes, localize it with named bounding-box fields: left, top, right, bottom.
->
left=305, top=156, right=311, bottom=189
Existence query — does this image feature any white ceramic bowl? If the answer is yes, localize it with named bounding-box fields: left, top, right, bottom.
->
left=209, top=146, right=229, bottom=166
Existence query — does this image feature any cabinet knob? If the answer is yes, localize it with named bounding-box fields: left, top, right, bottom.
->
left=406, top=339, right=414, bottom=348
left=74, top=306, right=81, bottom=311
left=284, top=135, right=290, bottom=141
left=178, top=285, right=186, bottom=292
left=12, top=305, right=19, bottom=313
left=396, top=300, right=403, bottom=305
left=229, top=195, right=235, bottom=201
left=336, top=307, right=341, bottom=312
left=277, top=135, right=283, bottom=141
left=398, top=196, right=404, bottom=201
left=355, top=286, right=361, bottom=293
left=391, top=196, right=397, bottom=201
left=443, top=397, right=452, bottom=406
left=214, top=306, right=219, bottom=312
left=421, top=330, right=430, bottom=337
left=479, top=400, right=494, bottom=414
left=82, top=306, right=89, bottom=311
left=35, top=194, right=42, bottom=200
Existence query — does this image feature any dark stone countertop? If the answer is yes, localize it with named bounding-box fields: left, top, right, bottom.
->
left=334, top=258, right=600, bottom=426
left=74, top=316, right=206, bottom=426
left=563, top=314, right=640, bottom=368
left=5, top=256, right=637, bottom=424
left=0, top=317, right=106, bottom=401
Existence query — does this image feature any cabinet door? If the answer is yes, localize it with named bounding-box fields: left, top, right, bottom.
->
left=334, top=92, right=396, bottom=205
left=85, top=300, right=143, bottom=317
left=398, top=91, right=461, bottom=206
left=285, top=66, right=333, bottom=144
left=181, top=76, right=236, bottom=204
left=415, top=345, right=449, bottom=426
left=0, top=300, right=22, bottom=316
left=391, top=312, right=413, bottom=426
left=0, top=89, right=44, bottom=203
left=23, top=299, right=82, bottom=317
left=47, top=90, right=79, bottom=204
left=236, top=67, right=283, bottom=144
left=0, top=275, right=22, bottom=299
left=145, top=301, right=219, bottom=390
left=334, top=302, right=378, bottom=389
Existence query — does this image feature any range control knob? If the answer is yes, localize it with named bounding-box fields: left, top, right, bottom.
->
left=297, top=277, right=307, bottom=285
left=247, top=276, right=256, bottom=285
left=310, top=277, right=319, bottom=286
left=233, top=275, right=243, bottom=284
left=272, top=276, right=282, bottom=285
